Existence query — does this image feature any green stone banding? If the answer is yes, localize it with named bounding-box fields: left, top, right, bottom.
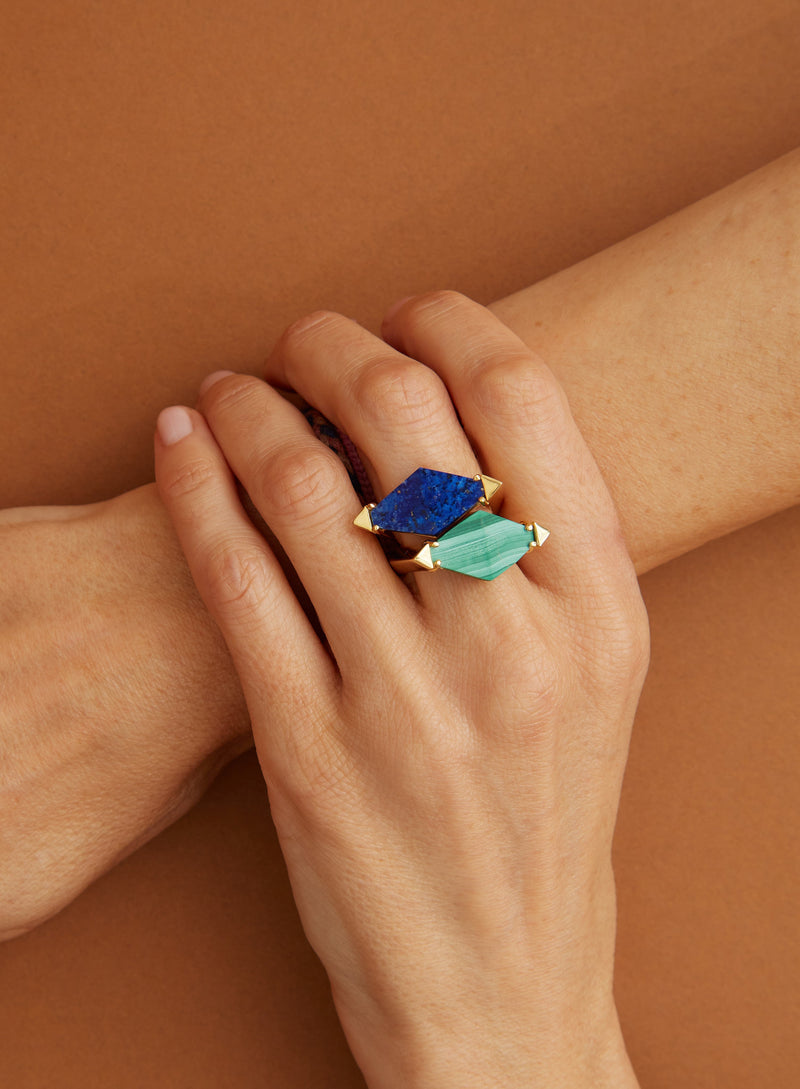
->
left=431, top=509, right=533, bottom=580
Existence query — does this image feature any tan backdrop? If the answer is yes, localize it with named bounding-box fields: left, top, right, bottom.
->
left=2, top=1, right=799, bottom=1085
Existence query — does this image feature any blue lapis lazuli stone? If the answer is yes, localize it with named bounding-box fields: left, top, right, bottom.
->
left=371, top=467, right=484, bottom=536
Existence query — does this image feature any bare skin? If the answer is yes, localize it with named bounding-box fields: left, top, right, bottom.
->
left=0, top=148, right=798, bottom=940
left=487, top=145, right=800, bottom=573
left=155, top=295, right=650, bottom=1087
left=0, top=495, right=249, bottom=940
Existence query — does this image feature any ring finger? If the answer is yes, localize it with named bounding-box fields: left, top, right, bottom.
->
left=262, top=311, right=512, bottom=609
left=380, top=291, right=634, bottom=599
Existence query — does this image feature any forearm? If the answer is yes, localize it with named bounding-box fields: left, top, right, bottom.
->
left=99, top=146, right=800, bottom=729
left=119, top=151, right=800, bottom=692
left=489, top=147, right=800, bottom=573
left=136, top=150, right=800, bottom=585
left=12, top=152, right=791, bottom=936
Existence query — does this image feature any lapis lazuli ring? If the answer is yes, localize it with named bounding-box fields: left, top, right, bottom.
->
left=353, top=467, right=549, bottom=581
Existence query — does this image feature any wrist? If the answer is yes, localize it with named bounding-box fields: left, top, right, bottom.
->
left=102, top=483, right=252, bottom=756
left=400, top=1035, right=638, bottom=1089
left=0, top=487, right=253, bottom=938
left=338, top=982, right=639, bottom=1089
left=362, top=1035, right=639, bottom=1089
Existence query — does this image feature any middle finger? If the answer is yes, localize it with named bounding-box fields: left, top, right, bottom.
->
left=263, top=312, right=530, bottom=612
left=264, top=311, right=526, bottom=614
left=263, top=311, right=481, bottom=504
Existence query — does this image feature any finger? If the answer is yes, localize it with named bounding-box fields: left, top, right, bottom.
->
left=261, top=311, right=531, bottom=613
left=380, top=291, right=631, bottom=595
left=153, top=404, right=338, bottom=767
left=262, top=310, right=479, bottom=500
left=194, top=375, right=419, bottom=670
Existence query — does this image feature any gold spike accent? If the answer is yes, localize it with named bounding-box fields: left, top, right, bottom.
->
left=390, top=542, right=438, bottom=574
left=532, top=522, right=550, bottom=547
left=353, top=504, right=377, bottom=532
left=479, top=475, right=503, bottom=507
left=414, top=543, right=436, bottom=570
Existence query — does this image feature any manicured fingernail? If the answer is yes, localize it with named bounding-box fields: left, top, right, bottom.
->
left=198, top=369, right=235, bottom=397
left=157, top=406, right=193, bottom=446
left=382, top=295, right=416, bottom=325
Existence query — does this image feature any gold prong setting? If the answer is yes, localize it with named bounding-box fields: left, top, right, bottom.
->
left=356, top=467, right=549, bottom=579
left=353, top=503, right=378, bottom=533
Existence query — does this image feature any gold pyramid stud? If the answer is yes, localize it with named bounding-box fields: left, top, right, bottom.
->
left=532, top=523, right=550, bottom=547
left=415, top=542, right=436, bottom=570
left=478, top=475, right=503, bottom=506
left=390, top=542, right=439, bottom=574
left=353, top=504, right=377, bottom=532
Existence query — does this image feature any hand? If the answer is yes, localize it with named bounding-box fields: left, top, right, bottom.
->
left=0, top=486, right=250, bottom=941
left=154, top=291, right=649, bottom=1088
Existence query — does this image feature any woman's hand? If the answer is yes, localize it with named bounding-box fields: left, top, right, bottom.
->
left=155, top=291, right=649, bottom=1088
left=0, top=486, right=250, bottom=941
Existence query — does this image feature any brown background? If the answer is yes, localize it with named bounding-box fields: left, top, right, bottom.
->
left=2, top=1, right=799, bottom=1085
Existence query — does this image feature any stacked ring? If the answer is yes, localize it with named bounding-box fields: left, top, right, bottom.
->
left=354, top=467, right=549, bottom=581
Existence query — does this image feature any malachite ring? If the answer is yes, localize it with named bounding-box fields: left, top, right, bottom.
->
left=353, top=467, right=549, bottom=581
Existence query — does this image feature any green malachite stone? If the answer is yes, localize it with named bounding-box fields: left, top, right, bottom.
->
left=430, top=509, right=533, bottom=580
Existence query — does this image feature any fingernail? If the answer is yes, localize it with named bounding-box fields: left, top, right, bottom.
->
left=198, top=369, right=235, bottom=397
left=157, top=406, right=194, bottom=446
left=382, top=295, right=416, bottom=326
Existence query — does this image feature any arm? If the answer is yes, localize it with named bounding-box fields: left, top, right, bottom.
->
left=154, top=296, right=648, bottom=1088
left=115, top=145, right=800, bottom=580
left=487, top=146, right=800, bottom=573
left=3, top=148, right=797, bottom=939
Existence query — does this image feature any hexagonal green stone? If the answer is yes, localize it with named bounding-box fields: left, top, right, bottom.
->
left=431, top=509, right=533, bottom=580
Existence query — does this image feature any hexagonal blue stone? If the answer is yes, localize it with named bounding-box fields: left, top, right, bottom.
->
left=371, top=467, right=484, bottom=536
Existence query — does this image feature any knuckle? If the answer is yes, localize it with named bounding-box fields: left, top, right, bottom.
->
left=202, top=373, right=261, bottom=416
left=280, top=309, right=344, bottom=353
left=160, top=455, right=217, bottom=503
left=406, top=288, right=468, bottom=320
left=266, top=445, right=344, bottom=525
left=392, top=289, right=468, bottom=335
left=206, top=541, right=274, bottom=619
left=586, top=530, right=652, bottom=685
left=472, top=352, right=564, bottom=425
left=267, top=714, right=360, bottom=821
left=585, top=589, right=652, bottom=690
left=619, top=598, right=652, bottom=681
left=287, top=741, right=356, bottom=813
left=353, top=357, right=448, bottom=432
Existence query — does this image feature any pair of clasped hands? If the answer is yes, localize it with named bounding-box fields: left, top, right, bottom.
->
left=1, top=292, right=648, bottom=1088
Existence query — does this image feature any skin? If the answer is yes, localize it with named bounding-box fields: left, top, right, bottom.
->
left=0, top=148, right=798, bottom=942
left=0, top=495, right=249, bottom=940
left=488, top=146, right=800, bottom=573
left=154, top=293, right=650, bottom=1088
